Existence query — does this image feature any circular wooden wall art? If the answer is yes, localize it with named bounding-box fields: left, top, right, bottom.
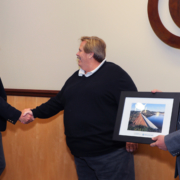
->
left=148, top=0, right=180, bottom=49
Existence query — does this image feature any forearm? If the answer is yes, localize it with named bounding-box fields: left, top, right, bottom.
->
left=165, top=130, right=180, bottom=156
left=32, top=96, right=64, bottom=119
left=0, top=97, right=21, bottom=124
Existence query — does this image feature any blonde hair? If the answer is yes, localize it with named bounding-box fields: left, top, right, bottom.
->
left=80, top=36, right=106, bottom=62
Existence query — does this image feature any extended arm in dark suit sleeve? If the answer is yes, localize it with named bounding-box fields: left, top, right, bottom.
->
left=0, top=78, right=21, bottom=125
left=164, top=112, right=180, bottom=156
left=0, top=97, right=21, bottom=124
left=165, top=129, right=180, bottom=156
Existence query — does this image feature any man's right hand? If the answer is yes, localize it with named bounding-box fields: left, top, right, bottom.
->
left=19, top=108, right=34, bottom=124
left=151, top=89, right=162, bottom=93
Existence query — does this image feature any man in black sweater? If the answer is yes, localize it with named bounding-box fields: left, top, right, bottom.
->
left=0, top=78, right=34, bottom=175
left=25, top=36, right=138, bottom=180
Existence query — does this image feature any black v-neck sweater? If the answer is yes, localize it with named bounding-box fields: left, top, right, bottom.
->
left=32, top=62, right=137, bottom=157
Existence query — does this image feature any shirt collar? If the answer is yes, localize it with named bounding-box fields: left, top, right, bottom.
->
left=78, top=59, right=106, bottom=77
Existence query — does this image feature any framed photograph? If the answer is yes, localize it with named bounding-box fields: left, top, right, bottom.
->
left=113, top=92, right=180, bottom=144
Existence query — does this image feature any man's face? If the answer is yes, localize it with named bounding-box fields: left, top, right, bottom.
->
left=76, top=41, right=90, bottom=70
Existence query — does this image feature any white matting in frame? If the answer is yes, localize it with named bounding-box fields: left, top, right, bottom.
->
left=120, top=97, right=173, bottom=138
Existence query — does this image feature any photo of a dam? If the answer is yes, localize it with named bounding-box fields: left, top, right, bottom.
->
left=128, top=103, right=165, bottom=133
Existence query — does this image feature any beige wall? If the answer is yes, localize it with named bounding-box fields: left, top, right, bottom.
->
left=0, top=95, right=178, bottom=180
left=0, top=0, right=180, bottom=91
left=1, top=0, right=180, bottom=179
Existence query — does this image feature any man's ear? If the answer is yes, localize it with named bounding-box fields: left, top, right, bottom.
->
left=88, top=52, right=94, bottom=59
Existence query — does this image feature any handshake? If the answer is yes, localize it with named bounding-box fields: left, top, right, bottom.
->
left=19, top=109, right=34, bottom=124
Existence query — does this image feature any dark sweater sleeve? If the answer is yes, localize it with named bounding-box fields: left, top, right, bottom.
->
left=32, top=72, right=78, bottom=119
left=110, top=65, right=137, bottom=105
left=32, top=90, right=64, bottom=119
left=0, top=97, right=21, bottom=124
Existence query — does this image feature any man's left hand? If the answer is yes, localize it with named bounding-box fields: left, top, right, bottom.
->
left=126, top=142, right=138, bottom=152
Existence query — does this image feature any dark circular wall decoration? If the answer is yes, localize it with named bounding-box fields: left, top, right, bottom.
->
left=148, top=0, right=180, bottom=49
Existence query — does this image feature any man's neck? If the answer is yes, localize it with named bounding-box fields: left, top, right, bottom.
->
left=78, top=59, right=106, bottom=77
left=84, top=59, right=101, bottom=74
